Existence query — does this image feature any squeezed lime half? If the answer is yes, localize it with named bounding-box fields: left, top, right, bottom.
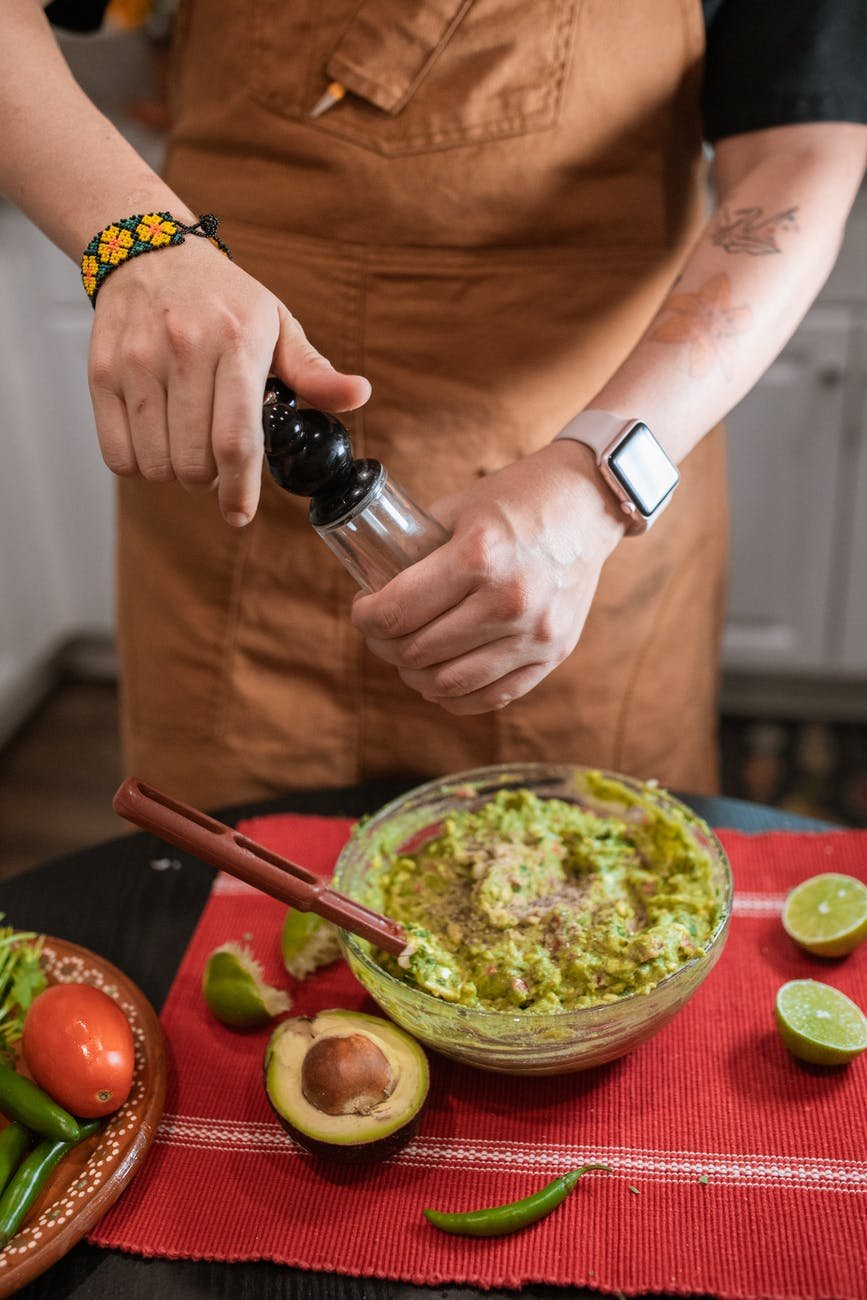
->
left=281, top=909, right=341, bottom=980
left=203, top=942, right=291, bottom=1029
left=775, top=979, right=867, bottom=1065
left=782, top=873, right=867, bottom=957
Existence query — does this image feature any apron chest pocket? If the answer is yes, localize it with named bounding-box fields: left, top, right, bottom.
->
left=248, top=0, right=578, bottom=157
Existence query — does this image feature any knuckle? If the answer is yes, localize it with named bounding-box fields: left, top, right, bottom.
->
left=214, top=426, right=258, bottom=466
left=174, top=456, right=216, bottom=486
left=532, top=607, right=558, bottom=645
left=218, top=313, right=249, bottom=351
left=140, top=460, right=175, bottom=483
left=102, top=448, right=137, bottom=477
left=397, top=635, right=429, bottom=671
left=460, top=531, right=496, bottom=582
left=164, top=314, right=204, bottom=357
left=430, top=665, right=471, bottom=699
left=496, top=577, right=530, bottom=622
left=491, top=686, right=515, bottom=710
left=376, top=602, right=405, bottom=638
left=297, top=342, right=330, bottom=369
left=88, top=353, right=118, bottom=392
left=122, top=339, right=157, bottom=374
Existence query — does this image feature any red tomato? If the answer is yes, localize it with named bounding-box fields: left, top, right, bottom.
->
left=22, top=983, right=135, bottom=1118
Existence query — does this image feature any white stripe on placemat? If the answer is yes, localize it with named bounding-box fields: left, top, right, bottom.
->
left=210, top=873, right=789, bottom=915
left=732, top=894, right=787, bottom=916
left=154, top=1115, right=866, bottom=1192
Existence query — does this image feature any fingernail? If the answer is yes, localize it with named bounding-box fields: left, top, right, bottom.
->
left=225, top=511, right=250, bottom=527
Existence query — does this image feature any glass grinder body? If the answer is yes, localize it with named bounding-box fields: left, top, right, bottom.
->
left=261, top=379, right=450, bottom=592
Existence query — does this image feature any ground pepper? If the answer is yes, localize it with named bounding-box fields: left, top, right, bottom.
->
left=375, top=782, right=720, bottom=1012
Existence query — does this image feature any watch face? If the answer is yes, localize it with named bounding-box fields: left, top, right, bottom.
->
left=608, top=423, right=679, bottom=517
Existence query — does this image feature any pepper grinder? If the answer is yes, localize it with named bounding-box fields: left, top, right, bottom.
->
left=261, top=378, right=450, bottom=593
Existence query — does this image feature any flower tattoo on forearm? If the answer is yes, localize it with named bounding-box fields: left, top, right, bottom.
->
left=710, top=205, right=799, bottom=256
left=649, top=273, right=751, bottom=378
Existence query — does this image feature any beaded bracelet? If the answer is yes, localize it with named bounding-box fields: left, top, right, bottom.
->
left=80, top=212, right=232, bottom=305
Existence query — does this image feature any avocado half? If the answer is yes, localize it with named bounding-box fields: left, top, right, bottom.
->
left=264, top=1009, right=430, bottom=1163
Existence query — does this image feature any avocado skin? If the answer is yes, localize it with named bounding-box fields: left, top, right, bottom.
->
left=268, top=1105, right=425, bottom=1164
left=262, top=1010, right=429, bottom=1164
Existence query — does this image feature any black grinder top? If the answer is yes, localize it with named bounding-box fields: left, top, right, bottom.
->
left=261, top=378, right=382, bottom=527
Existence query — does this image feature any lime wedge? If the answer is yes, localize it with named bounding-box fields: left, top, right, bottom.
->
left=203, top=942, right=291, bottom=1029
left=281, top=909, right=341, bottom=980
left=775, top=979, right=867, bottom=1065
left=782, top=873, right=867, bottom=957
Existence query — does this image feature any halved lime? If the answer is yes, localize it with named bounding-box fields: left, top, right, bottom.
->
left=202, top=942, right=291, bottom=1029
left=775, top=979, right=867, bottom=1065
left=281, top=909, right=341, bottom=980
left=782, top=873, right=867, bottom=957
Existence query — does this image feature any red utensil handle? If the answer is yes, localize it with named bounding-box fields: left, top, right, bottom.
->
left=112, top=777, right=407, bottom=955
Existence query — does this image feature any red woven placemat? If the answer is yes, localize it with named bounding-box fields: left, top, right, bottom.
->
left=90, top=815, right=867, bottom=1299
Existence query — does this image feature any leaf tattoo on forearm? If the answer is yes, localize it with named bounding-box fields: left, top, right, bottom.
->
left=649, top=273, right=751, bottom=378
left=711, top=205, right=799, bottom=255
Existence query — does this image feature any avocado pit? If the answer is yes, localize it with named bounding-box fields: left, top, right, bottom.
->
left=264, top=1009, right=429, bottom=1162
left=301, top=1031, right=396, bottom=1115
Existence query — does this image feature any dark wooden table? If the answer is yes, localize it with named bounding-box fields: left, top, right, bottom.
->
left=0, top=781, right=831, bottom=1300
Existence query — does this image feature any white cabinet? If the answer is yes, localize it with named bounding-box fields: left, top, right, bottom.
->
left=0, top=27, right=162, bottom=742
left=0, top=207, right=114, bottom=738
left=721, top=189, right=867, bottom=716
left=839, top=333, right=867, bottom=675
left=723, top=308, right=850, bottom=671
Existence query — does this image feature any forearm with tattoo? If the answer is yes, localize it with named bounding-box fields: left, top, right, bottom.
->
left=649, top=274, right=752, bottom=380
left=586, top=123, right=866, bottom=463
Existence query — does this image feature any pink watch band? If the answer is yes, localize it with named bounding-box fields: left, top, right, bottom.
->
left=555, top=410, right=631, bottom=459
left=553, top=410, right=677, bottom=535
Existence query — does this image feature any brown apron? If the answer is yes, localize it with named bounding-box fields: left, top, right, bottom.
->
left=117, top=0, right=729, bottom=806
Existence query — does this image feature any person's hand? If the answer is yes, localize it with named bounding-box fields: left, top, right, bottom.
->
left=87, top=237, right=371, bottom=525
left=351, top=441, right=627, bottom=714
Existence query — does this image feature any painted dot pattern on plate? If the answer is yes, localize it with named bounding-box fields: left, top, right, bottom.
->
left=0, top=939, right=164, bottom=1287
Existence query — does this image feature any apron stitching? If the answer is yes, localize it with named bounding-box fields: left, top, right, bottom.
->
left=311, top=0, right=578, bottom=154
left=217, top=216, right=668, bottom=271
left=315, top=103, right=553, bottom=155
left=552, top=0, right=580, bottom=123
left=327, top=0, right=477, bottom=115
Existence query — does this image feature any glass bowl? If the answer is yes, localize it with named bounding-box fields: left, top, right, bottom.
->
left=332, top=763, right=733, bottom=1076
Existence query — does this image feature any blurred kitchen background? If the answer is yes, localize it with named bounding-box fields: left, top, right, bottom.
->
left=1, top=10, right=865, bottom=878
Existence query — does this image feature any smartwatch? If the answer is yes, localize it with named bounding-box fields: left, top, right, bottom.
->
left=553, top=410, right=679, bottom=535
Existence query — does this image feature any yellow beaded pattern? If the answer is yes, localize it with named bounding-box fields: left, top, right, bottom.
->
left=80, top=212, right=231, bottom=304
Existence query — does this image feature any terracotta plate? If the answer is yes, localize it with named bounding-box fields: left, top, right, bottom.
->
left=0, top=937, right=167, bottom=1297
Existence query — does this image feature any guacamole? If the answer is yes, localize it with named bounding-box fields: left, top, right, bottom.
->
left=373, top=783, right=721, bottom=1013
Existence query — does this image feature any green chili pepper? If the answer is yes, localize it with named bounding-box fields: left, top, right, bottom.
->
left=422, top=1162, right=612, bottom=1237
left=0, top=1120, right=100, bottom=1248
left=0, top=1063, right=80, bottom=1142
left=0, top=1125, right=29, bottom=1199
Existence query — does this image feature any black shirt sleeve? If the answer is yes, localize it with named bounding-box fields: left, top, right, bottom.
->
left=44, top=1, right=110, bottom=33
left=702, top=0, right=867, bottom=142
